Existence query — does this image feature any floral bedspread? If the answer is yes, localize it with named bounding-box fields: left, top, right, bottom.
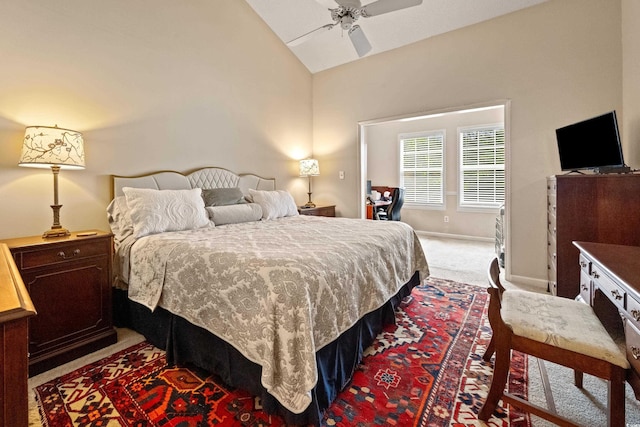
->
left=127, top=215, right=429, bottom=414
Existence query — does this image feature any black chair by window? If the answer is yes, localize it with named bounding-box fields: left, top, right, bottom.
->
left=371, top=187, right=404, bottom=221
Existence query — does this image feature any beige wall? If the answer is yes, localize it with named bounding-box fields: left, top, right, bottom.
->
left=365, top=106, right=504, bottom=238
left=0, top=0, right=313, bottom=240
left=313, top=0, right=623, bottom=286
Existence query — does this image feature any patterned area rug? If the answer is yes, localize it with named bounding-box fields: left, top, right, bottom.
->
left=34, top=278, right=530, bottom=426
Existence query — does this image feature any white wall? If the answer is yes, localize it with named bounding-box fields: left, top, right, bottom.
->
left=365, top=106, right=504, bottom=238
left=312, top=0, right=623, bottom=285
left=0, top=0, right=313, bottom=240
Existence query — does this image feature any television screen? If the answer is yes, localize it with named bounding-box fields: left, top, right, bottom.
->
left=555, top=111, right=624, bottom=172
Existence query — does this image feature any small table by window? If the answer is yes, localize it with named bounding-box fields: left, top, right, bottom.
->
left=298, top=205, right=336, bottom=217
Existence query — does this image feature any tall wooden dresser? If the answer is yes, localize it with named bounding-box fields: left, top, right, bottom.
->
left=547, top=174, right=640, bottom=298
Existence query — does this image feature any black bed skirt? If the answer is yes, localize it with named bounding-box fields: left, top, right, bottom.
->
left=113, top=271, right=421, bottom=426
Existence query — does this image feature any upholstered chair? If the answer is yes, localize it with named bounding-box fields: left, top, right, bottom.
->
left=480, top=258, right=629, bottom=427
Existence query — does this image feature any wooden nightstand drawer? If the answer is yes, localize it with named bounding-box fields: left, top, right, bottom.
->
left=15, top=237, right=110, bottom=270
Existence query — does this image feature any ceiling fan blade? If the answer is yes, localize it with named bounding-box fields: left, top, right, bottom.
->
left=314, top=0, right=339, bottom=9
left=315, top=0, right=362, bottom=8
left=348, top=25, right=372, bottom=57
left=361, top=0, right=423, bottom=17
left=286, top=23, right=336, bottom=47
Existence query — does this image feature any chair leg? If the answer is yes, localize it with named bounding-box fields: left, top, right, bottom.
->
left=479, top=345, right=511, bottom=421
left=574, top=370, right=583, bottom=389
left=483, top=336, right=495, bottom=362
left=607, top=367, right=625, bottom=427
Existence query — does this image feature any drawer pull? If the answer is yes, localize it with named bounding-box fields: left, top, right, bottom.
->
left=581, top=284, right=588, bottom=291
left=57, top=249, right=81, bottom=259
left=580, top=261, right=587, bottom=268
left=631, top=309, right=640, bottom=322
left=610, top=289, right=623, bottom=301
left=632, top=346, right=640, bottom=360
left=592, top=271, right=600, bottom=279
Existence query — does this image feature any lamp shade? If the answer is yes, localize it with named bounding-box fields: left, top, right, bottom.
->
left=19, top=126, right=85, bottom=170
left=299, top=159, right=319, bottom=177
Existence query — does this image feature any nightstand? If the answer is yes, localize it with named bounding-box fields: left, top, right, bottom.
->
left=1, top=230, right=117, bottom=376
left=298, top=205, right=336, bottom=217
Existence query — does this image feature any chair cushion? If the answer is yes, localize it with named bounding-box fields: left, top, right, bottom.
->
left=501, top=290, right=629, bottom=369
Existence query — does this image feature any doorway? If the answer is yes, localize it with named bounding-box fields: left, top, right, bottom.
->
left=358, top=100, right=511, bottom=276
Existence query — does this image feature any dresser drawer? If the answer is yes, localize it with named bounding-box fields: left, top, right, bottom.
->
left=591, top=264, right=626, bottom=311
left=15, top=238, right=110, bottom=270
left=627, top=293, right=640, bottom=331
left=625, top=320, right=640, bottom=375
left=579, top=270, right=591, bottom=305
left=578, top=253, right=590, bottom=274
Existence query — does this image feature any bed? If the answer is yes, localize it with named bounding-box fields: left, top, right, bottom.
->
left=108, top=167, right=429, bottom=425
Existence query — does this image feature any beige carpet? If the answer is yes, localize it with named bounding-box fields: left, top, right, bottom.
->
left=28, top=235, right=640, bottom=426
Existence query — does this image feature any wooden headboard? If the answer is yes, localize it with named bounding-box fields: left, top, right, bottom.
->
left=112, top=166, right=276, bottom=198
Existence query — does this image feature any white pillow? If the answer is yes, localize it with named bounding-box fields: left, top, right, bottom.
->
left=122, top=187, right=210, bottom=238
left=206, top=203, right=263, bottom=225
left=248, top=189, right=299, bottom=220
left=106, top=195, right=136, bottom=244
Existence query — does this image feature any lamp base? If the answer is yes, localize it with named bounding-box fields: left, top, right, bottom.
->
left=303, top=202, right=316, bottom=208
left=43, top=227, right=71, bottom=238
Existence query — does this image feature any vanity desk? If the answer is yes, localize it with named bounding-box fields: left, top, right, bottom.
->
left=573, top=241, right=640, bottom=396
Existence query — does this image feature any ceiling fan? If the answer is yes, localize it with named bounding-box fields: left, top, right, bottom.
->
left=287, top=0, right=423, bottom=57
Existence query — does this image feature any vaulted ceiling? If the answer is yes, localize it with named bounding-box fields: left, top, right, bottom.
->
left=245, top=0, right=549, bottom=73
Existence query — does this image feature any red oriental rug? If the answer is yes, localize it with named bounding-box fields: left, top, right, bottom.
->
left=34, top=277, right=530, bottom=426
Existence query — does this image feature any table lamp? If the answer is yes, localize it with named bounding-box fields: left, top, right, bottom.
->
left=299, top=159, right=319, bottom=208
left=19, top=125, right=85, bottom=238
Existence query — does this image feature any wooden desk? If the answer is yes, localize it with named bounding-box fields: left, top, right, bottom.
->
left=573, top=241, right=640, bottom=396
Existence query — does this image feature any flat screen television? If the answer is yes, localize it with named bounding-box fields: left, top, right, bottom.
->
left=555, top=111, right=627, bottom=173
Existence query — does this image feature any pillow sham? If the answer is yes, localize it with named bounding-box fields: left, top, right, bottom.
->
left=106, top=195, right=134, bottom=244
left=202, top=187, right=246, bottom=207
left=206, top=203, right=263, bottom=226
left=122, top=187, right=210, bottom=238
left=248, top=189, right=299, bottom=220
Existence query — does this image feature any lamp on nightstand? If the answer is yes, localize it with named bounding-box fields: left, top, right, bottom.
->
left=19, top=125, right=85, bottom=238
left=299, top=158, right=320, bottom=208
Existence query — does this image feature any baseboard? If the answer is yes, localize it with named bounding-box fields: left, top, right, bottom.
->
left=507, top=274, right=548, bottom=293
left=415, top=230, right=494, bottom=243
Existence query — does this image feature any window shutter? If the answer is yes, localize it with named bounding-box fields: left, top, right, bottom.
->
left=400, top=132, right=444, bottom=206
left=459, top=127, right=505, bottom=208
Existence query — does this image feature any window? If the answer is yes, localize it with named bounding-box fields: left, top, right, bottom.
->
left=399, top=131, right=444, bottom=207
left=459, top=125, right=505, bottom=209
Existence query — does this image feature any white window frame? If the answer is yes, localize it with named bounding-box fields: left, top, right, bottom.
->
left=458, top=123, right=505, bottom=211
left=399, top=130, right=445, bottom=209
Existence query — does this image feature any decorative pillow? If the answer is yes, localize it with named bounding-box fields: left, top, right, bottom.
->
left=248, top=189, right=299, bottom=220
left=122, top=187, right=210, bottom=238
left=202, top=187, right=247, bottom=207
left=206, top=203, right=263, bottom=226
left=106, top=195, right=134, bottom=243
